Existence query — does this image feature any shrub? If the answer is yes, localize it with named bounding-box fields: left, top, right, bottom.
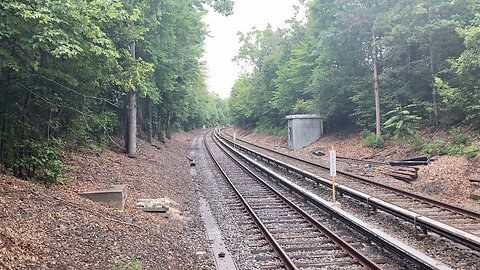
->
left=462, top=144, right=480, bottom=160
left=383, top=105, right=421, bottom=139
left=448, top=128, right=468, bottom=146
left=362, top=132, right=385, bottom=149
left=255, top=125, right=287, bottom=136
left=416, top=133, right=480, bottom=160
left=4, top=138, right=67, bottom=184
left=421, top=139, right=448, bottom=155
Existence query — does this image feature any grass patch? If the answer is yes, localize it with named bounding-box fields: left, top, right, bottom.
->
left=254, top=125, right=287, bottom=136
left=112, top=258, right=141, bottom=270
left=361, top=132, right=385, bottom=150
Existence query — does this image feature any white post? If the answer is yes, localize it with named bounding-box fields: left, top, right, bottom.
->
left=329, top=147, right=337, bottom=202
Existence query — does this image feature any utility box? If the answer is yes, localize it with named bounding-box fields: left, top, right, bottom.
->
left=286, top=114, right=323, bottom=151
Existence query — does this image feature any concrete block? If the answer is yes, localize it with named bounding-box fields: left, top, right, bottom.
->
left=136, top=198, right=170, bottom=212
left=330, top=201, right=342, bottom=209
left=79, top=184, right=128, bottom=210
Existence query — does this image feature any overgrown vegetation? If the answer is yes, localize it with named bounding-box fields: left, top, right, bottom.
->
left=415, top=129, right=480, bottom=160
left=228, top=0, right=479, bottom=141
left=383, top=105, right=422, bottom=139
left=0, top=0, right=233, bottom=183
left=362, top=132, right=386, bottom=150
left=254, top=125, right=287, bottom=137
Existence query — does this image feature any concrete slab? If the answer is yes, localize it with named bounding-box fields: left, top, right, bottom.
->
left=136, top=198, right=170, bottom=212
left=199, top=198, right=237, bottom=270
left=79, top=184, right=128, bottom=210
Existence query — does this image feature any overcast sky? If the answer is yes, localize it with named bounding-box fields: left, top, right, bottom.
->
left=203, top=0, right=302, bottom=98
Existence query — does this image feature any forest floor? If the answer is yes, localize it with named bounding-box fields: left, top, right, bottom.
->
left=234, top=128, right=480, bottom=209
left=0, top=131, right=213, bottom=270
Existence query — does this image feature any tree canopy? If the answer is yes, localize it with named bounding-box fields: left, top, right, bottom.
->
left=0, top=0, right=231, bottom=182
left=228, top=0, right=479, bottom=135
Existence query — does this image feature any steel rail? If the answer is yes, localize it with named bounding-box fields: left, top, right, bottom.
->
left=218, top=131, right=480, bottom=252
left=222, top=130, right=480, bottom=220
left=208, top=131, right=382, bottom=270
left=213, top=131, right=452, bottom=270
left=204, top=131, right=298, bottom=270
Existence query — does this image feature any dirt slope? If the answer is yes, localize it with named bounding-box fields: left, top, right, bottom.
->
left=0, top=132, right=211, bottom=270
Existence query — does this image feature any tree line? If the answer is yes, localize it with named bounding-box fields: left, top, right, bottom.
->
left=229, top=0, right=479, bottom=137
left=0, top=0, right=232, bottom=183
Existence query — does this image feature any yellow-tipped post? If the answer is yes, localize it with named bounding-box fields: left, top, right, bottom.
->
left=330, top=145, right=336, bottom=202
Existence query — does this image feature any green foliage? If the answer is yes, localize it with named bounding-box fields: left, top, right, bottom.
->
left=383, top=105, right=422, bottom=139
left=415, top=129, right=480, bottom=160
left=4, top=138, right=67, bottom=184
left=227, top=0, right=479, bottom=134
left=0, top=0, right=235, bottom=182
left=448, top=128, right=468, bottom=146
left=255, top=125, right=287, bottom=137
left=112, top=257, right=141, bottom=270
left=362, top=132, right=385, bottom=150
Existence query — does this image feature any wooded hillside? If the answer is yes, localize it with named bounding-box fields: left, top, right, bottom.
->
left=229, top=0, right=479, bottom=137
left=0, top=0, right=232, bottom=183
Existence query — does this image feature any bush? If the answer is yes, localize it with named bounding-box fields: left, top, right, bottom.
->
left=383, top=105, right=421, bottom=139
left=65, top=111, right=118, bottom=151
left=157, top=130, right=166, bottom=143
left=362, top=132, right=385, bottom=149
left=462, top=145, right=479, bottom=159
left=421, top=139, right=448, bottom=155
left=255, top=125, right=287, bottom=136
left=4, top=138, right=67, bottom=184
left=448, top=128, right=468, bottom=146
left=416, top=132, right=480, bottom=160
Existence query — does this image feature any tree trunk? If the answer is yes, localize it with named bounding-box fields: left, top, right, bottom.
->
left=127, top=90, right=137, bottom=156
left=123, top=94, right=129, bottom=149
left=40, top=49, right=47, bottom=68
left=372, top=29, right=381, bottom=137
left=137, top=98, right=144, bottom=139
left=429, top=34, right=439, bottom=126
left=166, top=112, right=171, bottom=140
left=147, top=97, right=152, bottom=143
left=0, top=108, right=7, bottom=172
left=126, top=35, right=137, bottom=157
left=157, top=110, right=163, bottom=142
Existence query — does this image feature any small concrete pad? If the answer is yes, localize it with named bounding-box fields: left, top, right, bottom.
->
left=199, top=198, right=237, bottom=270
left=330, top=201, right=342, bottom=209
left=136, top=198, right=170, bottom=213
left=79, top=184, right=128, bottom=210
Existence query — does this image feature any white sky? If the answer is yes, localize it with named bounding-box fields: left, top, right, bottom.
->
left=203, top=0, right=302, bottom=98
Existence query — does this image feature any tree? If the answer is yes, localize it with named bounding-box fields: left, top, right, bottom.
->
left=0, top=0, right=234, bottom=182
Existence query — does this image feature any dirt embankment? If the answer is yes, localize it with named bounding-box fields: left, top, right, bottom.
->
left=0, top=132, right=211, bottom=270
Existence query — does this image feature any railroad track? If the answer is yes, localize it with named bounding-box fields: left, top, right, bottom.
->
left=205, top=131, right=450, bottom=269
left=219, top=128, right=480, bottom=253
